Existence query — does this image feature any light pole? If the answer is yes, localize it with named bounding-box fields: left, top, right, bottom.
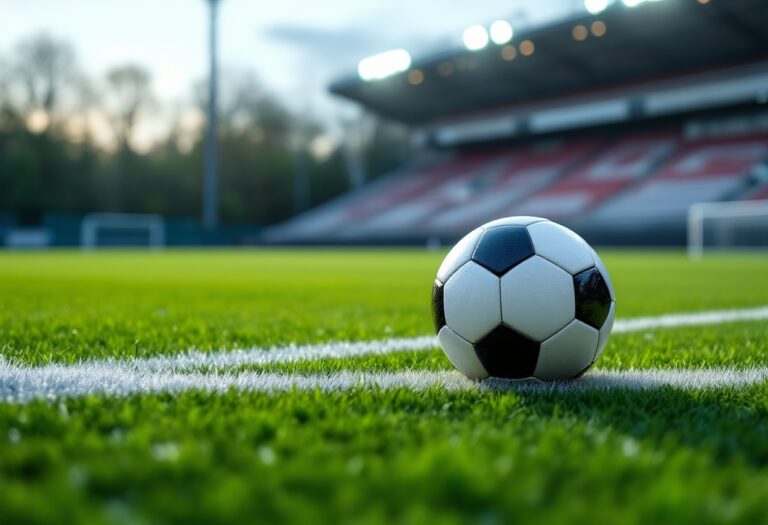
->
left=203, top=0, right=220, bottom=230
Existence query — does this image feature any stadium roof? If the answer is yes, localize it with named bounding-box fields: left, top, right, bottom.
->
left=330, top=0, right=768, bottom=125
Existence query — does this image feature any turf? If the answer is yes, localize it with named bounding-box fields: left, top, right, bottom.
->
left=0, top=249, right=767, bottom=524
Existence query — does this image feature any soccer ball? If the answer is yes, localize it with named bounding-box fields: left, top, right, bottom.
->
left=432, top=216, right=615, bottom=381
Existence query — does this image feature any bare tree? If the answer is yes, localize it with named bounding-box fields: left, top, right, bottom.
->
left=0, top=56, right=12, bottom=127
left=105, top=64, right=153, bottom=152
left=195, top=69, right=294, bottom=146
left=0, top=56, right=8, bottom=102
left=13, top=33, right=79, bottom=132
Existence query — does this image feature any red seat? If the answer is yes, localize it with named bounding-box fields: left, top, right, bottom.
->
left=512, top=132, right=678, bottom=219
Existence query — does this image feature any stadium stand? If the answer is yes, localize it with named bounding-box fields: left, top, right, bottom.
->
left=343, top=149, right=512, bottom=235
left=269, top=129, right=768, bottom=242
left=749, top=186, right=768, bottom=200
left=268, top=139, right=604, bottom=240
left=426, top=138, right=601, bottom=232
left=268, top=150, right=511, bottom=240
left=591, top=133, right=768, bottom=224
left=266, top=0, right=768, bottom=245
left=512, top=132, right=678, bottom=220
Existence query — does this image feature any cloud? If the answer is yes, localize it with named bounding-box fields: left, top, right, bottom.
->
left=264, top=24, right=393, bottom=65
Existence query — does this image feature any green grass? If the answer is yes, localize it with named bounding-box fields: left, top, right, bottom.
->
left=0, top=249, right=767, bottom=524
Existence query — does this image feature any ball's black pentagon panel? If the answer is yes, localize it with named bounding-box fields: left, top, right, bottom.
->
left=473, top=324, right=540, bottom=379
left=573, top=268, right=612, bottom=329
left=471, top=226, right=534, bottom=276
left=431, top=280, right=446, bottom=333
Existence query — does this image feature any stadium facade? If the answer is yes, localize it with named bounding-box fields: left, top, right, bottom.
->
left=268, top=0, right=768, bottom=246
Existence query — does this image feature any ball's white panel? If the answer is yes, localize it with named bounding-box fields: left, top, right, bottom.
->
left=483, top=216, right=545, bottom=229
left=436, top=227, right=484, bottom=284
left=444, top=261, right=502, bottom=343
left=437, top=326, right=489, bottom=380
left=500, top=255, right=575, bottom=341
left=592, top=251, right=615, bottom=301
left=534, top=319, right=599, bottom=380
left=595, top=301, right=616, bottom=360
left=527, top=220, right=594, bottom=275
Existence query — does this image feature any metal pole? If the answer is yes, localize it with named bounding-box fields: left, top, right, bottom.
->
left=687, top=204, right=704, bottom=259
left=294, top=143, right=310, bottom=214
left=203, top=0, right=220, bottom=230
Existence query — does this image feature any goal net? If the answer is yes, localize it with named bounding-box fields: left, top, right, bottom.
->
left=687, top=200, right=768, bottom=258
left=81, top=213, right=166, bottom=249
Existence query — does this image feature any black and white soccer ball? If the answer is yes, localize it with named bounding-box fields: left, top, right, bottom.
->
left=432, top=217, right=615, bottom=381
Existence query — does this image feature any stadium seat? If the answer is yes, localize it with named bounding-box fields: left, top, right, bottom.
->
left=426, top=139, right=602, bottom=232
left=746, top=185, right=768, bottom=200
left=346, top=149, right=514, bottom=235
left=511, top=133, right=678, bottom=219
left=268, top=131, right=768, bottom=242
left=591, top=134, right=768, bottom=223
left=266, top=150, right=511, bottom=240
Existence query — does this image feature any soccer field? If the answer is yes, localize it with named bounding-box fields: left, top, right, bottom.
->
left=1, top=249, right=767, bottom=524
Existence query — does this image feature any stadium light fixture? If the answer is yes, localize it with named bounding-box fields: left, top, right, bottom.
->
left=489, top=20, right=514, bottom=45
left=519, top=40, right=535, bottom=56
left=572, top=25, right=589, bottom=41
left=408, top=69, right=424, bottom=86
left=463, top=25, right=489, bottom=51
left=357, top=49, right=412, bottom=82
left=591, top=20, right=607, bottom=37
left=501, top=45, right=517, bottom=61
left=584, top=0, right=609, bottom=15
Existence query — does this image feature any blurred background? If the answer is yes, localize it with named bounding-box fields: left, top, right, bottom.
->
left=1, top=0, right=767, bottom=251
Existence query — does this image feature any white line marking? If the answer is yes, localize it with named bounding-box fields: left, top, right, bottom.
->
left=105, top=304, right=768, bottom=372
left=613, top=305, right=768, bottom=333
left=138, top=336, right=438, bottom=372
left=0, top=305, right=767, bottom=403
left=1, top=364, right=766, bottom=403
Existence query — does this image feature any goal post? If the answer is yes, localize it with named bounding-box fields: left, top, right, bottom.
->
left=81, top=213, right=166, bottom=249
left=687, top=199, right=768, bottom=258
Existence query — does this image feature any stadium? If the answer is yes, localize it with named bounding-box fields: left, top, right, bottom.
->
left=269, top=0, right=768, bottom=250
left=1, top=0, right=768, bottom=523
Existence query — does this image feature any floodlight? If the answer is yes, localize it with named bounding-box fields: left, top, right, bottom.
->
left=591, top=20, right=607, bottom=36
left=463, top=25, right=489, bottom=51
left=622, top=0, right=645, bottom=6
left=489, top=20, right=513, bottom=45
left=501, top=45, right=517, bottom=61
left=572, top=25, right=589, bottom=41
left=357, top=49, right=412, bottom=81
left=584, top=0, right=609, bottom=15
left=408, top=69, right=424, bottom=85
left=519, top=40, right=535, bottom=56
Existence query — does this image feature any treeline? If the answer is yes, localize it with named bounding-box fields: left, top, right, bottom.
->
left=0, top=34, right=410, bottom=225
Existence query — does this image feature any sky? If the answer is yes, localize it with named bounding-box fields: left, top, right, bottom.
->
left=0, top=0, right=573, bottom=143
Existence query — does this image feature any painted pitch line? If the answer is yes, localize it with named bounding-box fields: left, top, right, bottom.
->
left=91, top=304, right=768, bottom=373
left=136, top=335, right=439, bottom=372
left=1, top=364, right=767, bottom=403
left=1, top=304, right=767, bottom=404
left=0, top=305, right=765, bottom=378
left=613, top=305, right=768, bottom=333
